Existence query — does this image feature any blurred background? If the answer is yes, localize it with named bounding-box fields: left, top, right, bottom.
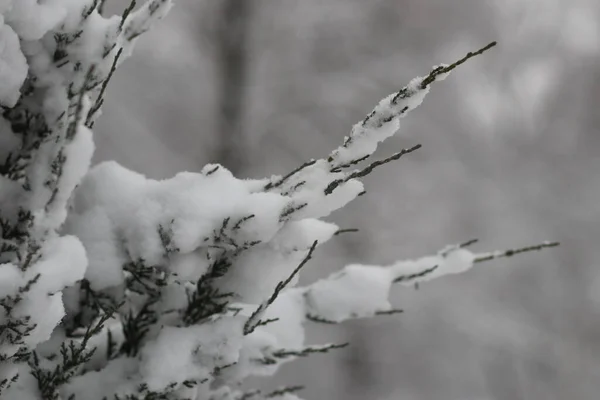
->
left=96, top=1, right=600, bottom=399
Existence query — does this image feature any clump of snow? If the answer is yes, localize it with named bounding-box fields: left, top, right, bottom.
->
left=0, top=18, right=27, bottom=107
left=305, top=265, right=394, bottom=322
left=139, top=325, right=208, bottom=391
left=140, top=317, right=243, bottom=392
left=3, top=0, right=66, bottom=41
left=271, top=219, right=339, bottom=252
left=26, top=235, right=87, bottom=294
left=256, top=289, right=306, bottom=350
left=392, top=247, right=475, bottom=284
left=304, top=247, right=475, bottom=322
left=64, top=207, right=126, bottom=290
left=16, top=291, right=65, bottom=348
left=0, top=2, right=492, bottom=397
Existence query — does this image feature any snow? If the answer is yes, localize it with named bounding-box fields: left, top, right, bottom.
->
left=258, top=289, right=307, bottom=349
left=268, top=159, right=366, bottom=220
left=271, top=218, right=339, bottom=252
left=42, top=125, right=96, bottom=231
left=27, top=235, right=87, bottom=294
left=64, top=207, right=126, bottom=290
left=0, top=18, right=27, bottom=107
left=304, top=247, right=475, bottom=322
left=306, top=265, right=394, bottom=322
left=0, top=1, right=490, bottom=397
left=391, top=247, right=475, bottom=284
left=3, top=0, right=66, bottom=41
left=2, top=363, right=41, bottom=400
left=169, top=250, right=211, bottom=283
left=327, top=76, right=433, bottom=168
left=123, top=0, right=174, bottom=43
left=140, top=317, right=243, bottom=392
left=217, top=245, right=309, bottom=303
left=17, top=291, right=65, bottom=348
left=0, top=262, right=21, bottom=298
left=140, top=325, right=208, bottom=391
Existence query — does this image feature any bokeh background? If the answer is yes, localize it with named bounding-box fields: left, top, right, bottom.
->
left=95, top=1, right=600, bottom=399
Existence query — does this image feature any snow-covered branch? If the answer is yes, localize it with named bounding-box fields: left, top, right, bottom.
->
left=0, top=3, right=553, bottom=399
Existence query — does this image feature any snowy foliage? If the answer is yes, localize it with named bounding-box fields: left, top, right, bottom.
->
left=0, top=2, right=556, bottom=400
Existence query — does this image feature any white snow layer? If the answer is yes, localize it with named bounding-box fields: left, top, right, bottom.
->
left=0, top=18, right=27, bottom=107
left=0, top=1, right=483, bottom=397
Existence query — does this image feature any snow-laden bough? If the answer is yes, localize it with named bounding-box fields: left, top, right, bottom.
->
left=0, top=2, right=557, bottom=399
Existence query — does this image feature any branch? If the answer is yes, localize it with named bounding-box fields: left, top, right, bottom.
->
left=86, top=48, right=124, bottom=128
left=418, top=41, right=497, bottom=90
left=324, top=144, right=422, bottom=195
left=334, top=228, right=360, bottom=236
left=266, top=386, right=305, bottom=398
left=264, top=160, right=316, bottom=191
left=244, top=241, right=318, bottom=335
left=474, top=241, right=559, bottom=263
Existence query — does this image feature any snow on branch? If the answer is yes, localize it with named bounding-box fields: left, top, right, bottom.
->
left=244, top=241, right=318, bottom=335
left=302, top=239, right=555, bottom=324
left=263, top=42, right=497, bottom=221
left=0, top=6, right=552, bottom=400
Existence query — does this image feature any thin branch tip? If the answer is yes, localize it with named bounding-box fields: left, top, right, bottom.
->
left=421, top=40, right=498, bottom=88
left=474, top=240, right=559, bottom=264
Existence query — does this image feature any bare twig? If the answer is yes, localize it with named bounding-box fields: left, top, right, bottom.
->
left=324, top=144, right=422, bottom=195
left=346, top=144, right=422, bottom=181
left=474, top=241, right=559, bottom=263
left=334, top=228, right=360, bottom=236
left=305, top=314, right=337, bottom=325
left=244, top=241, right=318, bottom=335
left=271, top=343, right=348, bottom=359
left=119, top=0, right=137, bottom=32
left=265, top=160, right=317, bottom=191
left=459, top=238, right=479, bottom=248
left=418, top=41, right=497, bottom=90
left=393, top=264, right=439, bottom=284
left=97, top=0, right=108, bottom=15
left=375, top=309, right=404, bottom=316
left=86, top=48, right=124, bottom=128
left=266, top=386, right=305, bottom=398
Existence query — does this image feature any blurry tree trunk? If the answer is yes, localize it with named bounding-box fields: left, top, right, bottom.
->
left=213, top=0, right=253, bottom=175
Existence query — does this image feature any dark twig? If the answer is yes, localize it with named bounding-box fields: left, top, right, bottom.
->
left=119, top=0, right=137, bottom=31
left=325, top=144, right=421, bottom=195
left=474, top=241, right=559, bottom=263
left=418, top=41, right=497, bottom=90
left=265, top=386, right=305, bottom=398
left=86, top=48, right=123, bottom=128
left=375, top=309, right=404, bottom=316
left=244, top=241, right=318, bottom=335
left=459, top=238, right=479, bottom=248
left=334, top=228, right=360, bottom=236
left=265, top=160, right=317, bottom=191
left=393, top=264, right=439, bottom=284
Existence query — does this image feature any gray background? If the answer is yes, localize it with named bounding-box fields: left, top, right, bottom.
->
left=96, top=1, right=600, bottom=399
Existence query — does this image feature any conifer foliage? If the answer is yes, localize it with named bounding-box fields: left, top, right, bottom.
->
left=0, top=1, right=557, bottom=399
